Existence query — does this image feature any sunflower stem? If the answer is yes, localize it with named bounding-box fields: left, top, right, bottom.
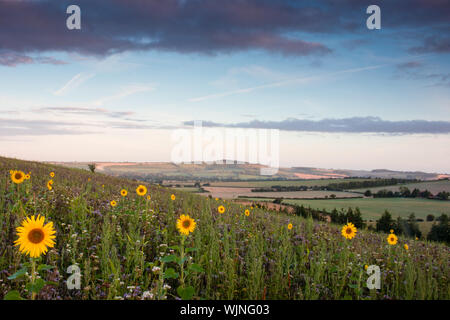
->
left=31, top=258, right=36, bottom=300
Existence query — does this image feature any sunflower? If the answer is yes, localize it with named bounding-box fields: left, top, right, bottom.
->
left=136, top=185, right=147, bottom=196
left=364, top=265, right=369, bottom=271
left=218, top=205, right=225, bottom=214
left=390, top=229, right=394, bottom=234
left=215, top=198, right=219, bottom=201
left=404, top=244, right=409, bottom=250
left=49, top=172, right=55, bottom=178
left=110, top=200, right=117, bottom=207
left=341, top=222, right=357, bottom=240
left=14, top=215, right=56, bottom=258
left=147, top=195, right=151, bottom=200
left=244, top=209, right=250, bottom=216
left=176, top=214, right=196, bottom=236
left=25, top=174, right=31, bottom=180
left=47, top=180, right=54, bottom=191
left=121, top=189, right=128, bottom=197
left=387, top=233, right=398, bottom=245
left=288, top=223, right=293, bottom=230
left=11, top=170, right=26, bottom=184
left=171, top=194, right=176, bottom=201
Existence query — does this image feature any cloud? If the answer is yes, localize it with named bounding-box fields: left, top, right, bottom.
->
left=53, top=73, right=95, bottom=96
left=183, top=117, right=450, bottom=134
left=410, top=36, right=450, bottom=54
left=0, top=118, right=96, bottom=136
left=397, top=61, right=423, bottom=69
left=0, top=51, right=67, bottom=67
left=189, top=64, right=386, bottom=102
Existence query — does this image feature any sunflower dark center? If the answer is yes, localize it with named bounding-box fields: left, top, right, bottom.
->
left=346, top=228, right=352, bottom=234
left=28, top=228, right=44, bottom=244
left=182, top=220, right=191, bottom=228
left=139, top=188, right=144, bottom=193
left=15, top=173, right=22, bottom=180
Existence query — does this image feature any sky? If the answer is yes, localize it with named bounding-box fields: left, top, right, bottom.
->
left=0, top=0, right=449, bottom=173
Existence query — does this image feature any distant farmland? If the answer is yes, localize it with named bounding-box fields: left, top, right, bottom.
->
left=209, top=178, right=373, bottom=188
left=350, top=179, right=450, bottom=194
left=280, top=198, right=450, bottom=220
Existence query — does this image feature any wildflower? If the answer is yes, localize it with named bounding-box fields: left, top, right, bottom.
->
left=390, top=229, right=394, bottom=234
left=49, top=172, right=55, bottom=178
left=218, top=205, right=225, bottom=214
left=47, top=180, right=54, bottom=191
left=404, top=244, right=409, bottom=250
left=171, top=194, right=176, bottom=201
left=245, top=209, right=250, bottom=216
left=11, top=170, right=26, bottom=184
left=288, top=223, right=293, bottom=230
left=14, top=215, right=56, bottom=258
left=25, top=174, right=31, bottom=180
left=121, top=189, right=128, bottom=197
left=136, top=185, right=147, bottom=196
left=147, top=195, right=151, bottom=200
left=110, top=200, right=117, bottom=207
left=341, top=222, right=357, bottom=240
left=387, top=233, right=398, bottom=245
left=176, top=214, right=196, bottom=235
left=364, top=265, right=368, bottom=270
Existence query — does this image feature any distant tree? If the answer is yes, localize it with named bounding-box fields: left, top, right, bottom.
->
left=364, top=190, right=372, bottom=197
left=427, top=214, right=450, bottom=244
left=411, top=188, right=420, bottom=198
left=399, top=186, right=411, bottom=197
left=273, top=198, right=283, bottom=204
left=426, top=214, right=435, bottom=222
left=437, top=191, right=449, bottom=200
left=330, top=194, right=336, bottom=199
left=351, top=207, right=365, bottom=229
left=376, top=210, right=395, bottom=233
left=88, top=163, right=96, bottom=173
left=406, top=213, right=422, bottom=239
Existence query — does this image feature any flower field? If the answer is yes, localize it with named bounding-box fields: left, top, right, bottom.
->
left=0, top=156, right=449, bottom=300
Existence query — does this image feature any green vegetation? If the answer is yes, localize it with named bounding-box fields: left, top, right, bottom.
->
left=1, top=156, right=449, bottom=300
left=281, top=198, right=450, bottom=220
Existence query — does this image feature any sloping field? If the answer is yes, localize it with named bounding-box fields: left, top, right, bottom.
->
left=351, top=179, right=450, bottom=194
left=282, top=198, right=450, bottom=220
left=1, top=156, right=449, bottom=300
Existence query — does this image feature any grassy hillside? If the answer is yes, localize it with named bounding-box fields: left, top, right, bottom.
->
left=1, top=156, right=449, bottom=300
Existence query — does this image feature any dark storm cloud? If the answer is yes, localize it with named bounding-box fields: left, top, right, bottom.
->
left=0, top=0, right=448, bottom=64
left=184, top=117, right=450, bottom=134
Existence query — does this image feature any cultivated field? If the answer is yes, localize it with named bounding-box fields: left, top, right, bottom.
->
left=281, top=198, right=450, bottom=220
left=351, top=179, right=450, bottom=194
left=1, top=156, right=449, bottom=300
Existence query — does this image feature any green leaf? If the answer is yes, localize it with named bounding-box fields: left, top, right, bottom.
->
left=7, top=267, right=28, bottom=280
left=163, top=268, right=179, bottom=279
left=185, top=248, right=198, bottom=253
left=169, top=245, right=180, bottom=251
left=26, top=278, right=45, bottom=293
left=3, top=290, right=25, bottom=300
left=348, top=283, right=359, bottom=289
left=188, top=264, right=204, bottom=273
left=161, top=255, right=177, bottom=263
left=38, top=264, right=54, bottom=272
left=177, top=286, right=195, bottom=300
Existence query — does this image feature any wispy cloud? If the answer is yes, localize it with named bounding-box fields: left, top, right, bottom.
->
left=184, top=117, right=450, bottom=134
left=53, top=73, right=95, bottom=96
left=91, top=84, right=155, bottom=106
left=189, top=64, right=385, bottom=102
